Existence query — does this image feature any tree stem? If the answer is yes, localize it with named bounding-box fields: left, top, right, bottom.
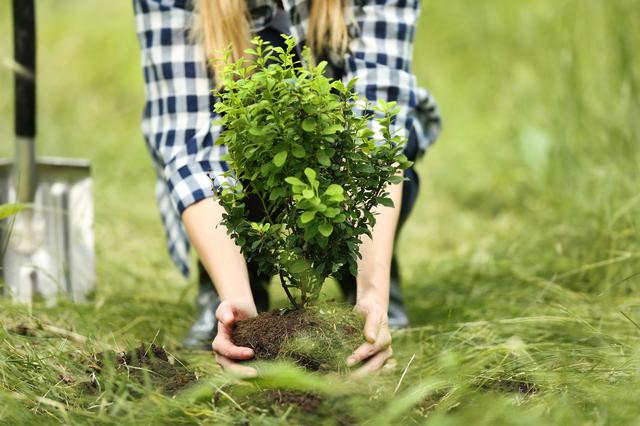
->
left=278, top=270, right=299, bottom=309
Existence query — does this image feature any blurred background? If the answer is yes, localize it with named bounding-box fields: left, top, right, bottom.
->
left=0, top=1, right=639, bottom=424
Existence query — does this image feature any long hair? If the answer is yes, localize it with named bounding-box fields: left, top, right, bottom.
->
left=192, top=0, right=349, bottom=77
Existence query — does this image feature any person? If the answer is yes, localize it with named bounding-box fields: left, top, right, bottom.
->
left=132, top=0, right=440, bottom=376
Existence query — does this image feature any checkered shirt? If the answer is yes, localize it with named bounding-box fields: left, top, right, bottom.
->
left=133, top=0, right=441, bottom=277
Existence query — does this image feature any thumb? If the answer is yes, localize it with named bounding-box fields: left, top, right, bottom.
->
left=216, top=302, right=235, bottom=326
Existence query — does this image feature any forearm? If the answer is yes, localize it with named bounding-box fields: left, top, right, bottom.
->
left=356, top=179, right=403, bottom=310
left=182, top=198, right=255, bottom=306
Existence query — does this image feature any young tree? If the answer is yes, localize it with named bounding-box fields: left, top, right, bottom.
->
left=213, top=36, right=411, bottom=308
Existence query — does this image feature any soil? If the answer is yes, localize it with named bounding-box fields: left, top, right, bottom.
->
left=480, top=378, right=538, bottom=395
left=12, top=322, right=36, bottom=336
left=487, top=378, right=538, bottom=395
left=232, top=306, right=360, bottom=371
left=87, top=343, right=197, bottom=394
left=266, top=389, right=323, bottom=413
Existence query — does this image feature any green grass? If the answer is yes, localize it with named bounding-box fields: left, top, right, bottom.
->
left=1, top=0, right=639, bottom=424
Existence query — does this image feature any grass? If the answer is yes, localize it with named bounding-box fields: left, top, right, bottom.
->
left=0, top=0, right=639, bottom=424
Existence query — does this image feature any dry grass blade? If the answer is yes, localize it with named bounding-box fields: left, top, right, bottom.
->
left=393, top=353, right=416, bottom=395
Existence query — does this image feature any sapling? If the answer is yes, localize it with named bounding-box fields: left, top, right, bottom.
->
left=213, top=35, right=411, bottom=309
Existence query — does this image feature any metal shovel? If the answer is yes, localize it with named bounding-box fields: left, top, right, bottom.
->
left=0, top=0, right=95, bottom=304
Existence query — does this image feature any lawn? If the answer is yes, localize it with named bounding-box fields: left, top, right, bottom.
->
left=0, top=0, right=639, bottom=424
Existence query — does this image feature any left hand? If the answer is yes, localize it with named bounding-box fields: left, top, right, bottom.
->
left=346, top=299, right=393, bottom=378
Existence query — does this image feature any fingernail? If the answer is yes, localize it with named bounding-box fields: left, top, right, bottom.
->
left=244, top=349, right=253, bottom=357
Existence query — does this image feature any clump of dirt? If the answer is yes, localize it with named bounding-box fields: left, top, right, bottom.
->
left=266, top=389, right=323, bottom=413
left=11, top=322, right=36, bottom=336
left=232, top=305, right=361, bottom=372
left=87, top=343, right=197, bottom=394
left=486, top=378, right=538, bottom=395
left=480, top=378, right=538, bottom=395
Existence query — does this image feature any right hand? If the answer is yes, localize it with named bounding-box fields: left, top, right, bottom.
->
left=212, top=300, right=258, bottom=378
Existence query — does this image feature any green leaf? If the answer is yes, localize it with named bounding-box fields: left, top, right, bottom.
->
left=321, top=124, right=343, bottom=135
left=291, top=145, right=306, bottom=159
left=322, top=207, right=340, bottom=218
left=317, top=150, right=331, bottom=167
left=269, top=186, right=287, bottom=201
left=289, top=259, right=309, bottom=274
left=318, top=236, right=328, bottom=249
left=0, top=203, right=26, bottom=220
left=318, top=223, right=333, bottom=237
left=332, top=213, right=347, bottom=223
left=285, top=176, right=305, bottom=186
left=302, top=189, right=314, bottom=199
left=316, top=61, right=328, bottom=74
left=358, top=163, right=375, bottom=174
left=273, top=150, right=288, bottom=167
left=304, top=168, right=317, bottom=183
left=364, top=210, right=376, bottom=224
left=300, top=211, right=316, bottom=224
left=244, top=146, right=257, bottom=159
left=302, top=117, right=316, bottom=132
left=376, top=197, right=395, bottom=208
left=304, top=224, right=318, bottom=241
left=324, top=184, right=343, bottom=197
left=249, top=126, right=268, bottom=136
left=389, top=175, right=405, bottom=185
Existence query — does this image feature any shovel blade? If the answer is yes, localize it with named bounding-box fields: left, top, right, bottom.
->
left=0, top=158, right=95, bottom=304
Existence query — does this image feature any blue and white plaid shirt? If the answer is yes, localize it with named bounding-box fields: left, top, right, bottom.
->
left=133, top=0, right=441, bottom=277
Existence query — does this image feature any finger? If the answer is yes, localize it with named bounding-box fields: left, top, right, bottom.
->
left=382, top=358, right=398, bottom=373
left=216, top=354, right=258, bottom=379
left=351, top=347, right=393, bottom=379
left=347, top=342, right=376, bottom=366
left=346, top=329, right=392, bottom=366
left=212, top=323, right=254, bottom=360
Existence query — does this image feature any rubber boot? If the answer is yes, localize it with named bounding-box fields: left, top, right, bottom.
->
left=182, top=262, right=270, bottom=350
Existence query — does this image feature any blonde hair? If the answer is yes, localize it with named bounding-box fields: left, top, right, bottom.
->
left=193, top=0, right=349, bottom=76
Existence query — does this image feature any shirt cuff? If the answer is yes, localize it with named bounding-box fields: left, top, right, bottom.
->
left=166, top=161, right=234, bottom=215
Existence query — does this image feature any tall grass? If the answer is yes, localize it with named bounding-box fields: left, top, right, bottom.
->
left=0, top=0, right=638, bottom=424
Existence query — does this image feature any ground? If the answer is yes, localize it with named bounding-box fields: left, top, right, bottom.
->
left=0, top=0, right=639, bottom=424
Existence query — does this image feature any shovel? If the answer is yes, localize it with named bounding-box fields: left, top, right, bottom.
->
left=0, top=0, right=95, bottom=304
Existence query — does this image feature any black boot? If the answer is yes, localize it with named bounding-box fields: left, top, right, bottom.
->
left=182, top=262, right=270, bottom=350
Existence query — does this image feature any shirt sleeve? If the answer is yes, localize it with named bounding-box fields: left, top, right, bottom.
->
left=134, top=0, right=233, bottom=215
left=344, top=0, right=436, bottom=150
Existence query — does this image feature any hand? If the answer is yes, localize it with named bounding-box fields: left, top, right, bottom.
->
left=347, top=299, right=393, bottom=378
left=212, top=300, right=258, bottom=378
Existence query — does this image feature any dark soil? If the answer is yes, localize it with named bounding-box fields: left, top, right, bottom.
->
left=488, top=379, right=538, bottom=395
left=232, top=309, right=320, bottom=364
left=12, top=323, right=36, bottom=336
left=87, top=343, right=197, bottom=394
left=266, top=389, right=323, bottom=413
left=232, top=307, right=360, bottom=371
left=480, top=378, right=538, bottom=395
